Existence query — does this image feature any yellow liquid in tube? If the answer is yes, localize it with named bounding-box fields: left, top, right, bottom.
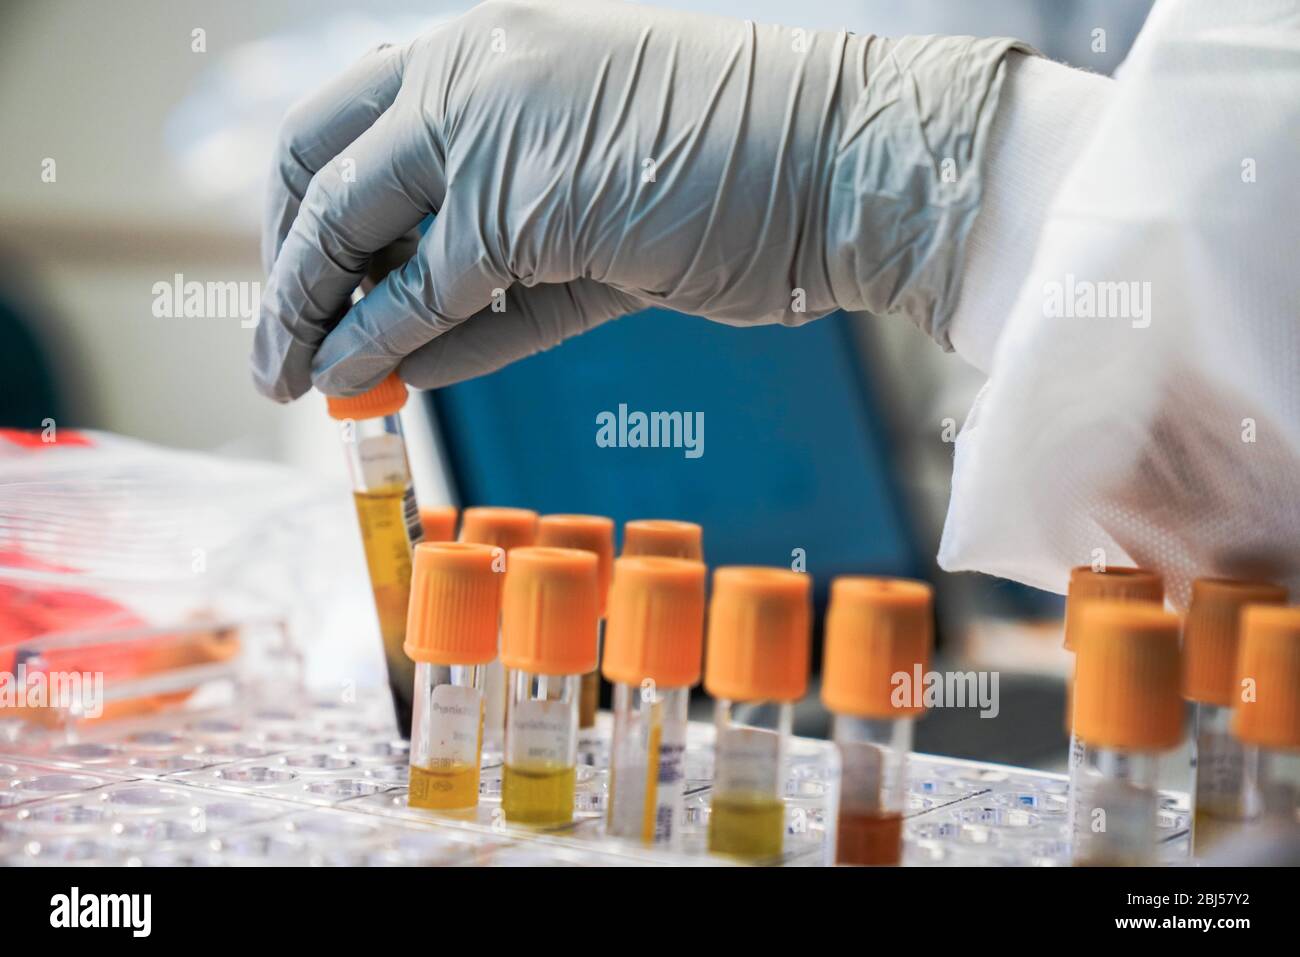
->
left=352, top=485, right=418, bottom=727
left=502, top=763, right=576, bottom=826
left=409, top=761, right=482, bottom=810
left=708, top=792, right=785, bottom=860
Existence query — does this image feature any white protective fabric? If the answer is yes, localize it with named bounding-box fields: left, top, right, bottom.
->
left=939, top=0, right=1300, bottom=609
left=948, top=53, right=1116, bottom=375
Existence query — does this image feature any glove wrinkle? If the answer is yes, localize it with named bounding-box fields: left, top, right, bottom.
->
left=255, top=1, right=1031, bottom=395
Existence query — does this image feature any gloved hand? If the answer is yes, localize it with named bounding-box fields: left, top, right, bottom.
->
left=253, top=0, right=1026, bottom=400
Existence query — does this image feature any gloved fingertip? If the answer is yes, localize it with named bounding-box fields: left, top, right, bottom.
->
left=249, top=366, right=301, bottom=405
left=249, top=335, right=308, bottom=404
left=311, top=356, right=397, bottom=399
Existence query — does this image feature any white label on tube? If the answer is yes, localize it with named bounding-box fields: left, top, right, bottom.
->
left=838, top=740, right=886, bottom=815
left=1070, top=773, right=1157, bottom=865
left=714, top=726, right=781, bottom=796
left=609, top=712, right=687, bottom=842
left=428, top=684, right=482, bottom=766
left=358, top=433, right=409, bottom=489
left=1067, top=733, right=1087, bottom=773
left=510, top=698, right=574, bottom=766
left=1195, top=727, right=1248, bottom=814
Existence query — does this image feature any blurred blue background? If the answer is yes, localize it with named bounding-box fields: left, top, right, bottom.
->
left=434, top=308, right=922, bottom=603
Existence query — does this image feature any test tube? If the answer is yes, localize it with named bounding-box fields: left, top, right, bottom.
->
left=1068, top=601, right=1183, bottom=866
left=704, top=566, right=811, bottom=861
left=459, top=507, right=538, bottom=756
left=621, top=519, right=704, bottom=560
left=419, top=505, right=458, bottom=542
left=1233, top=606, right=1300, bottom=840
left=602, top=556, right=706, bottom=846
left=1182, top=578, right=1287, bottom=854
left=536, top=514, right=615, bottom=729
left=821, top=577, right=933, bottom=866
left=327, top=373, right=423, bottom=735
left=499, top=546, right=599, bottom=826
left=1062, top=566, right=1163, bottom=774
left=404, top=542, right=501, bottom=811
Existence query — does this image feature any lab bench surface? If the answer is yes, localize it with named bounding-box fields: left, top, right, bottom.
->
left=0, top=697, right=1190, bottom=866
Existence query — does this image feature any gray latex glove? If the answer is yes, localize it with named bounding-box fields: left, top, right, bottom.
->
left=253, top=0, right=1026, bottom=400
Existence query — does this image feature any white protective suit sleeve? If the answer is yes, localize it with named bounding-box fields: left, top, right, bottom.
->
left=938, top=0, right=1300, bottom=608
left=947, top=54, right=1116, bottom=375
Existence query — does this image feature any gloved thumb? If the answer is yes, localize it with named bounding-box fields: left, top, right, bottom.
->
left=311, top=200, right=643, bottom=393
left=309, top=198, right=508, bottom=395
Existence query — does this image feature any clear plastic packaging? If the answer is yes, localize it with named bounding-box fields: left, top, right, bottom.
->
left=0, top=429, right=360, bottom=734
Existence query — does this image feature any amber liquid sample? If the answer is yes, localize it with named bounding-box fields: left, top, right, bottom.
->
left=1193, top=807, right=1251, bottom=854
left=409, top=762, right=480, bottom=811
left=836, top=810, right=903, bottom=865
left=352, top=485, right=418, bottom=731
left=579, top=671, right=599, bottom=729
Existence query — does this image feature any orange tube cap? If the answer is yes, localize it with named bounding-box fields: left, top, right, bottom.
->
left=459, top=506, right=538, bottom=552
left=404, top=543, right=503, bottom=665
left=536, top=514, right=615, bottom=614
left=1063, top=565, right=1164, bottom=651
left=324, top=372, right=408, bottom=421
left=704, top=567, right=811, bottom=703
left=821, top=577, right=933, bottom=719
left=418, top=505, right=458, bottom=543
left=621, top=519, right=704, bottom=561
left=603, top=557, right=706, bottom=688
left=501, top=547, right=599, bottom=674
left=1073, top=601, right=1183, bottom=751
left=1182, top=578, right=1287, bottom=705
left=1233, top=606, right=1300, bottom=749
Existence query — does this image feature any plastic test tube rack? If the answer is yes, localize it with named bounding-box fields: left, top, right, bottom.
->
left=0, top=694, right=1190, bottom=867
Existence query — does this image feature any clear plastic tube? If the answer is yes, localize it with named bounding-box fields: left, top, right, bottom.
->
left=1190, top=702, right=1251, bottom=853
left=606, top=681, right=689, bottom=845
left=408, top=662, right=486, bottom=811
left=833, top=714, right=910, bottom=865
left=483, top=635, right=507, bottom=758
left=339, top=412, right=422, bottom=733
left=1065, top=664, right=1087, bottom=776
left=708, top=699, right=791, bottom=860
left=1243, top=747, right=1300, bottom=829
left=578, top=619, right=603, bottom=729
left=1068, top=743, right=1163, bottom=865
left=502, top=670, right=581, bottom=826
